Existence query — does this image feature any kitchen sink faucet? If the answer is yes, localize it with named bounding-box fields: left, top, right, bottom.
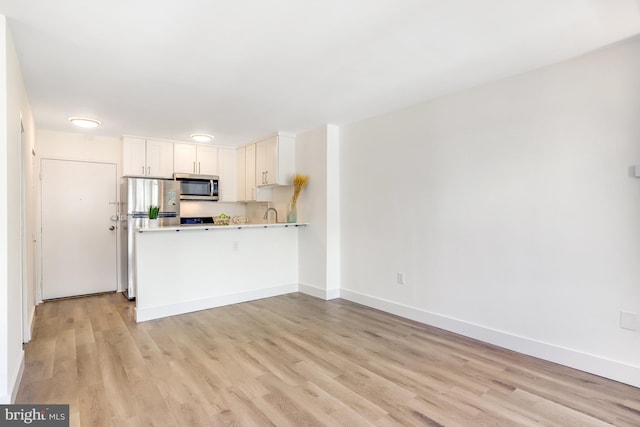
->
left=264, top=207, right=278, bottom=223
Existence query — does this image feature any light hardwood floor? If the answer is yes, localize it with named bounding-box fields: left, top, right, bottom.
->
left=16, top=292, right=640, bottom=426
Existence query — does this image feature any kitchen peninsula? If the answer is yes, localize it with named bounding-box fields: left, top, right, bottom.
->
left=134, top=222, right=306, bottom=322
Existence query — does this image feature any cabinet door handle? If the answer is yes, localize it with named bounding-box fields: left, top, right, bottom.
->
left=265, top=171, right=268, bottom=184
left=141, top=166, right=144, bottom=174
left=198, top=162, right=201, bottom=174
left=147, top=166, right=150, bottom=175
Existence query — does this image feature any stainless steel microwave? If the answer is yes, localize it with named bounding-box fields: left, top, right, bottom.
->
left=174, top=173, right=219, bottom=201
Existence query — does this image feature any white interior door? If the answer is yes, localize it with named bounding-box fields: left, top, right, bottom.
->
left=41, top=159, right=118, bottom=299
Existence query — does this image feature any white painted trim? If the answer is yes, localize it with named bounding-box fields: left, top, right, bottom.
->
left=1, top=351, right=24, bottom=403
left=326, top=288, right=340, bottom=300
left=298, top=283, right=341, bottom=300
left=28, top=305, right=35, bottom=342
left=340, top=289, right=640, bottom=388
left=298, top=283, right=324, bottom=299
left=136, top=283, right=298, bottom=322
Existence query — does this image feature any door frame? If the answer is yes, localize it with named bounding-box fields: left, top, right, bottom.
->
left=19, top=118, right=30, bottom=343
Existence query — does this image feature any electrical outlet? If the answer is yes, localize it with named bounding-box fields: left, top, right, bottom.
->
left=396, top=272, right=405, bottom=285
left=620, top=311, right=638, bottom=331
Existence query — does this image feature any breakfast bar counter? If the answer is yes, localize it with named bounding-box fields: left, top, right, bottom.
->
left=134, top=223, right=306, bottom=322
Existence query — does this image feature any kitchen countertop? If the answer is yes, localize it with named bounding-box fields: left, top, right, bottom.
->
left=138, top=222, right=308, bottom=233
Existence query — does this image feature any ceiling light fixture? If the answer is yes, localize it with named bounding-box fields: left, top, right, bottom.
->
left=190, top=134, right=214, bottom=143
left=69, top=116, right=101, bottom=128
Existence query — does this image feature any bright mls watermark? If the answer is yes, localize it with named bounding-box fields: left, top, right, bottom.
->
left=0, top=405, right=68, bottom=426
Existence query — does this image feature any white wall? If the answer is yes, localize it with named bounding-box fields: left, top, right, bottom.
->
left=297, top=127, right=328, bottom=296
left=340, top=36, right=640, bottom=387
left=36, top=130, right=121, bottom=165
left=326, top=125, right=340, bottom=295
left=296, top=125, right=340, bottom=299
left=1, top=16, right=36, bottom=403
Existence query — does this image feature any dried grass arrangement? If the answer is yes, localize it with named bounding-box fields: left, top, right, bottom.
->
left=291, top=174, right=309, bottom=206
left=287, top=174, right=309, bottom=223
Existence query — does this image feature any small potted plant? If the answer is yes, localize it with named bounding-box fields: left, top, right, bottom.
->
left=148, top=205, right=160, bottom=228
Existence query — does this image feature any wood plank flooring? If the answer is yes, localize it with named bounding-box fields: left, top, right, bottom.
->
left=16, top=292, right=640, bottom=426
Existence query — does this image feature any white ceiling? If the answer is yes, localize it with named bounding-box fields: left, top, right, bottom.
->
left=2, top=0, right=640, bottom=147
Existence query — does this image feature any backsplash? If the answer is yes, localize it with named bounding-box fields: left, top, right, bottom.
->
left=180, top=185, right=296, bottom=224
left=180, top=201, right=247, bottom=219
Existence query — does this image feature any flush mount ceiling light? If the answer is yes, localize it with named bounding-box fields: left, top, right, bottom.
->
left=190, top=134, right=214, bottom=143
left=68, top=116, right=101, bottom=128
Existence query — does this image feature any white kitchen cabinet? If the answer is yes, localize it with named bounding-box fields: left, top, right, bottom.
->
left=173, top=143, right=197, bottom=174
left=217, top=147, right=236, bottom=202
left=236, top=146, right=246, bottom=201
left=174, top=143, right=218, bottom=175
left=240, top=143, right=271, bottom=201
left=122, top=137, right=173, bottom=178
left=255, top=133, right=295, bottom=187
left=197, top=145, right=219, bottom=175
left=246, top=143, right=258, bottom=197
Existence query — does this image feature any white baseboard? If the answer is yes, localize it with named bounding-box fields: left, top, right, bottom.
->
left=340, top=289, right=640, bottom=388
left=0, top=351, right=25, bottom=403
left=136, top=284, right=298, bottom=322
left=326, top=288, right=340, bottom=300
left=299, top=283, right=340, bottom=300
left=11, top=353, right=25, bottom=403
left=26, top=305, right=36, bottom=343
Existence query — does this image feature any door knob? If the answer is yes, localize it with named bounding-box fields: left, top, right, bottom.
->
left=109, top=226, right=115, bottom=231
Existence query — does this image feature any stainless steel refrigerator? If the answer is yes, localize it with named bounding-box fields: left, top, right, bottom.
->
left=120, top=177, right=180, bottom=300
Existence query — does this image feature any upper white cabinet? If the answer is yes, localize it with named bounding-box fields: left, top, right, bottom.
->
left=237, top=143, right=271, bottom=202
left=236, top=146, right=247, bottom=201
left=255, top=133, right=295, bottom=187
left=173, top=143, right=196, bottom=174
left=246, top=143, right=258, bottom=195
left=174, top=143, right=219, bottom=175
left=217, top=148, right=236, bottom=202
left=198, top=145, right=219, bottom=175
left=122, top=137, right=173, bottom=178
